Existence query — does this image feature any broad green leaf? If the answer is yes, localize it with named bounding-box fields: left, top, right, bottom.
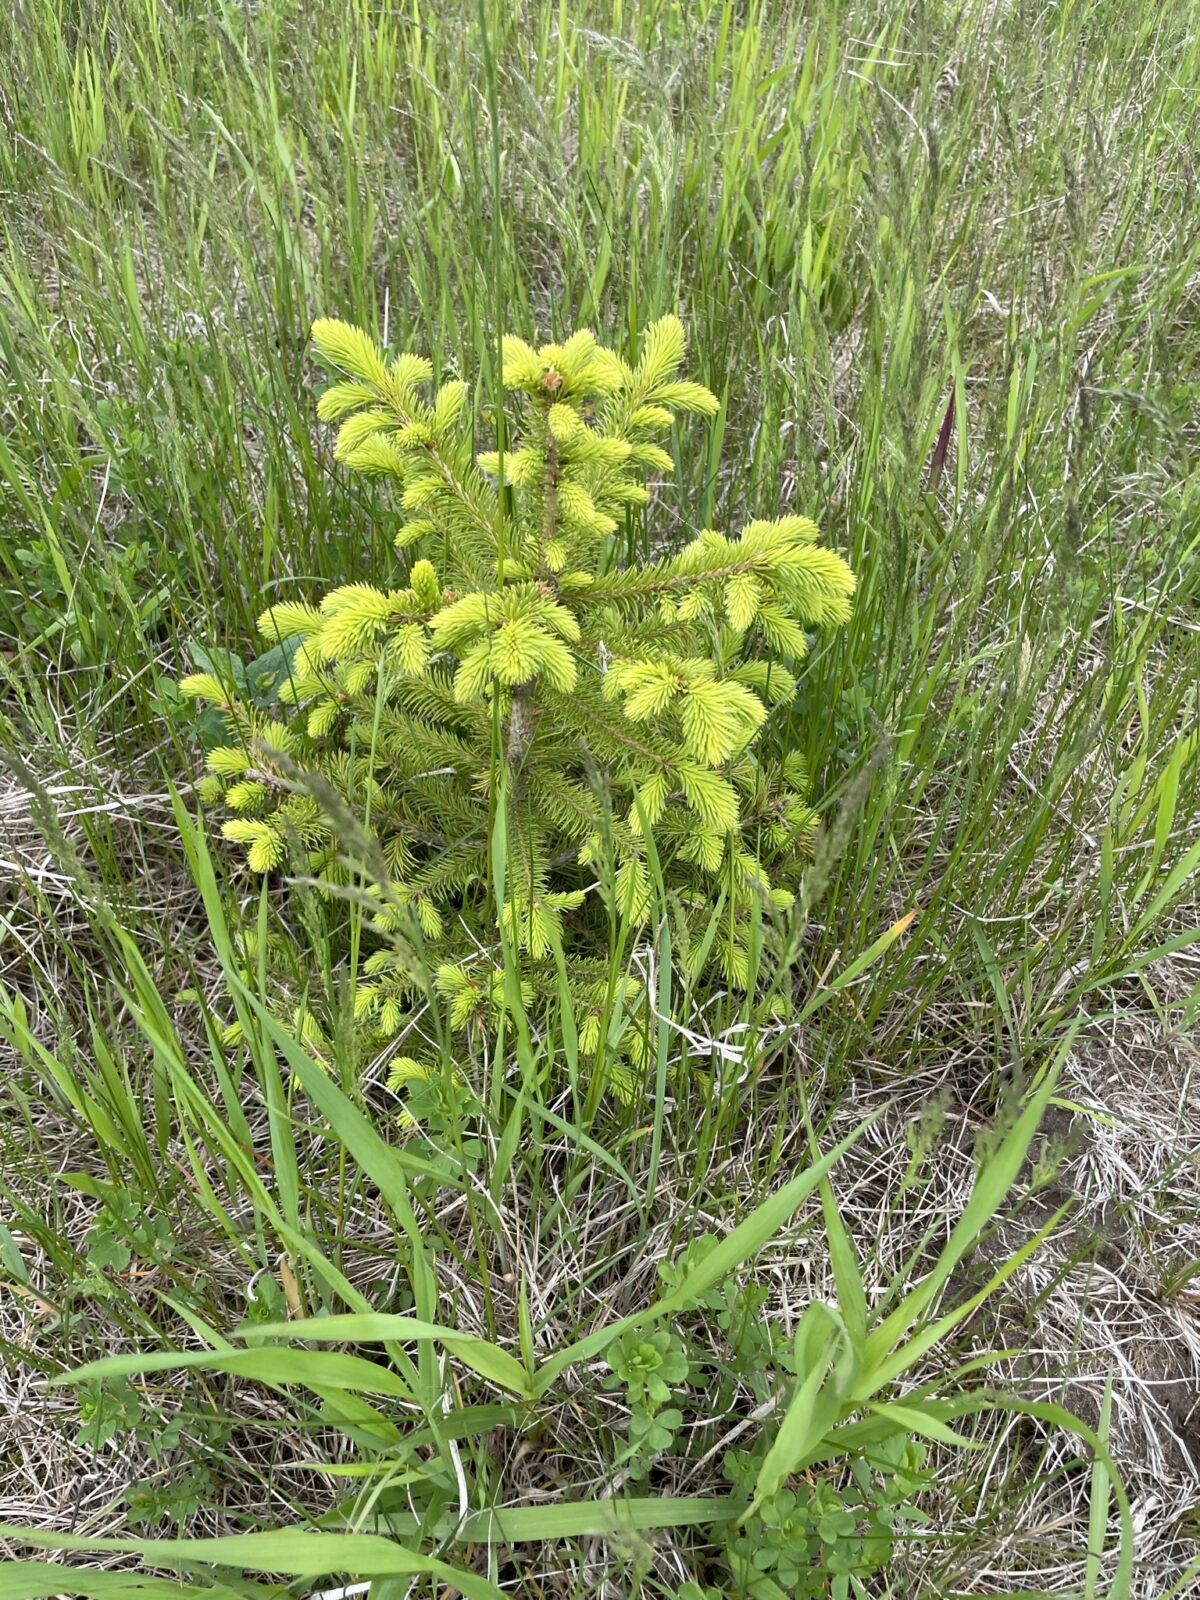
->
left=245, top=1313, right=532, bottom=1398
left=52, top=1346, right=414, bottom=1400
left=0, top=1529, right=502, bottom=1600
left=865, top=1400, right=978, bottom=1448
left=0, top=1569, right=258, bottom=1600
left=318, top=1388, right=403, bottom=1449
left=369, top=1495, right=742, bottom=1540
left=751, top=1303, right=848, bottom=1511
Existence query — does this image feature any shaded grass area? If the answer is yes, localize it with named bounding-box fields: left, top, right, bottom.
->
left=1, top=0, right=1199, bottom=1595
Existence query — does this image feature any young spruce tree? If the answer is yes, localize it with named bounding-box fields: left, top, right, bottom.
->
left=184, top=316, right=855, bottom=1107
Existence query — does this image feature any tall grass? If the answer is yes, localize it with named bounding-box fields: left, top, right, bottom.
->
left=1, top=0, right=1198, bottom=1595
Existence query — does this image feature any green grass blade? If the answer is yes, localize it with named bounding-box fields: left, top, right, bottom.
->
left=244, top=1313, right=531, bottom=1398
left=862, top=1036, right=1069, bottom=1369
left=0, top=1530, right=503, bottom=1600
left=52, top=1345, right=415, bottom=1400
left=533, top=1107, right=879, bottom=1395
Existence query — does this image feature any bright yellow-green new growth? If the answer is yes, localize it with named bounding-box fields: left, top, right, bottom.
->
left=184, top=314, right=855, bottom=1110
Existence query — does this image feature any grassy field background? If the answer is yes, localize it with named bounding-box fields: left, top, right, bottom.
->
left=1, top=0, right=1199, bottom=1594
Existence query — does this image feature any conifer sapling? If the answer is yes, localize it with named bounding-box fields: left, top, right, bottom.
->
left=183, top=315, right=855, bottom=1107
